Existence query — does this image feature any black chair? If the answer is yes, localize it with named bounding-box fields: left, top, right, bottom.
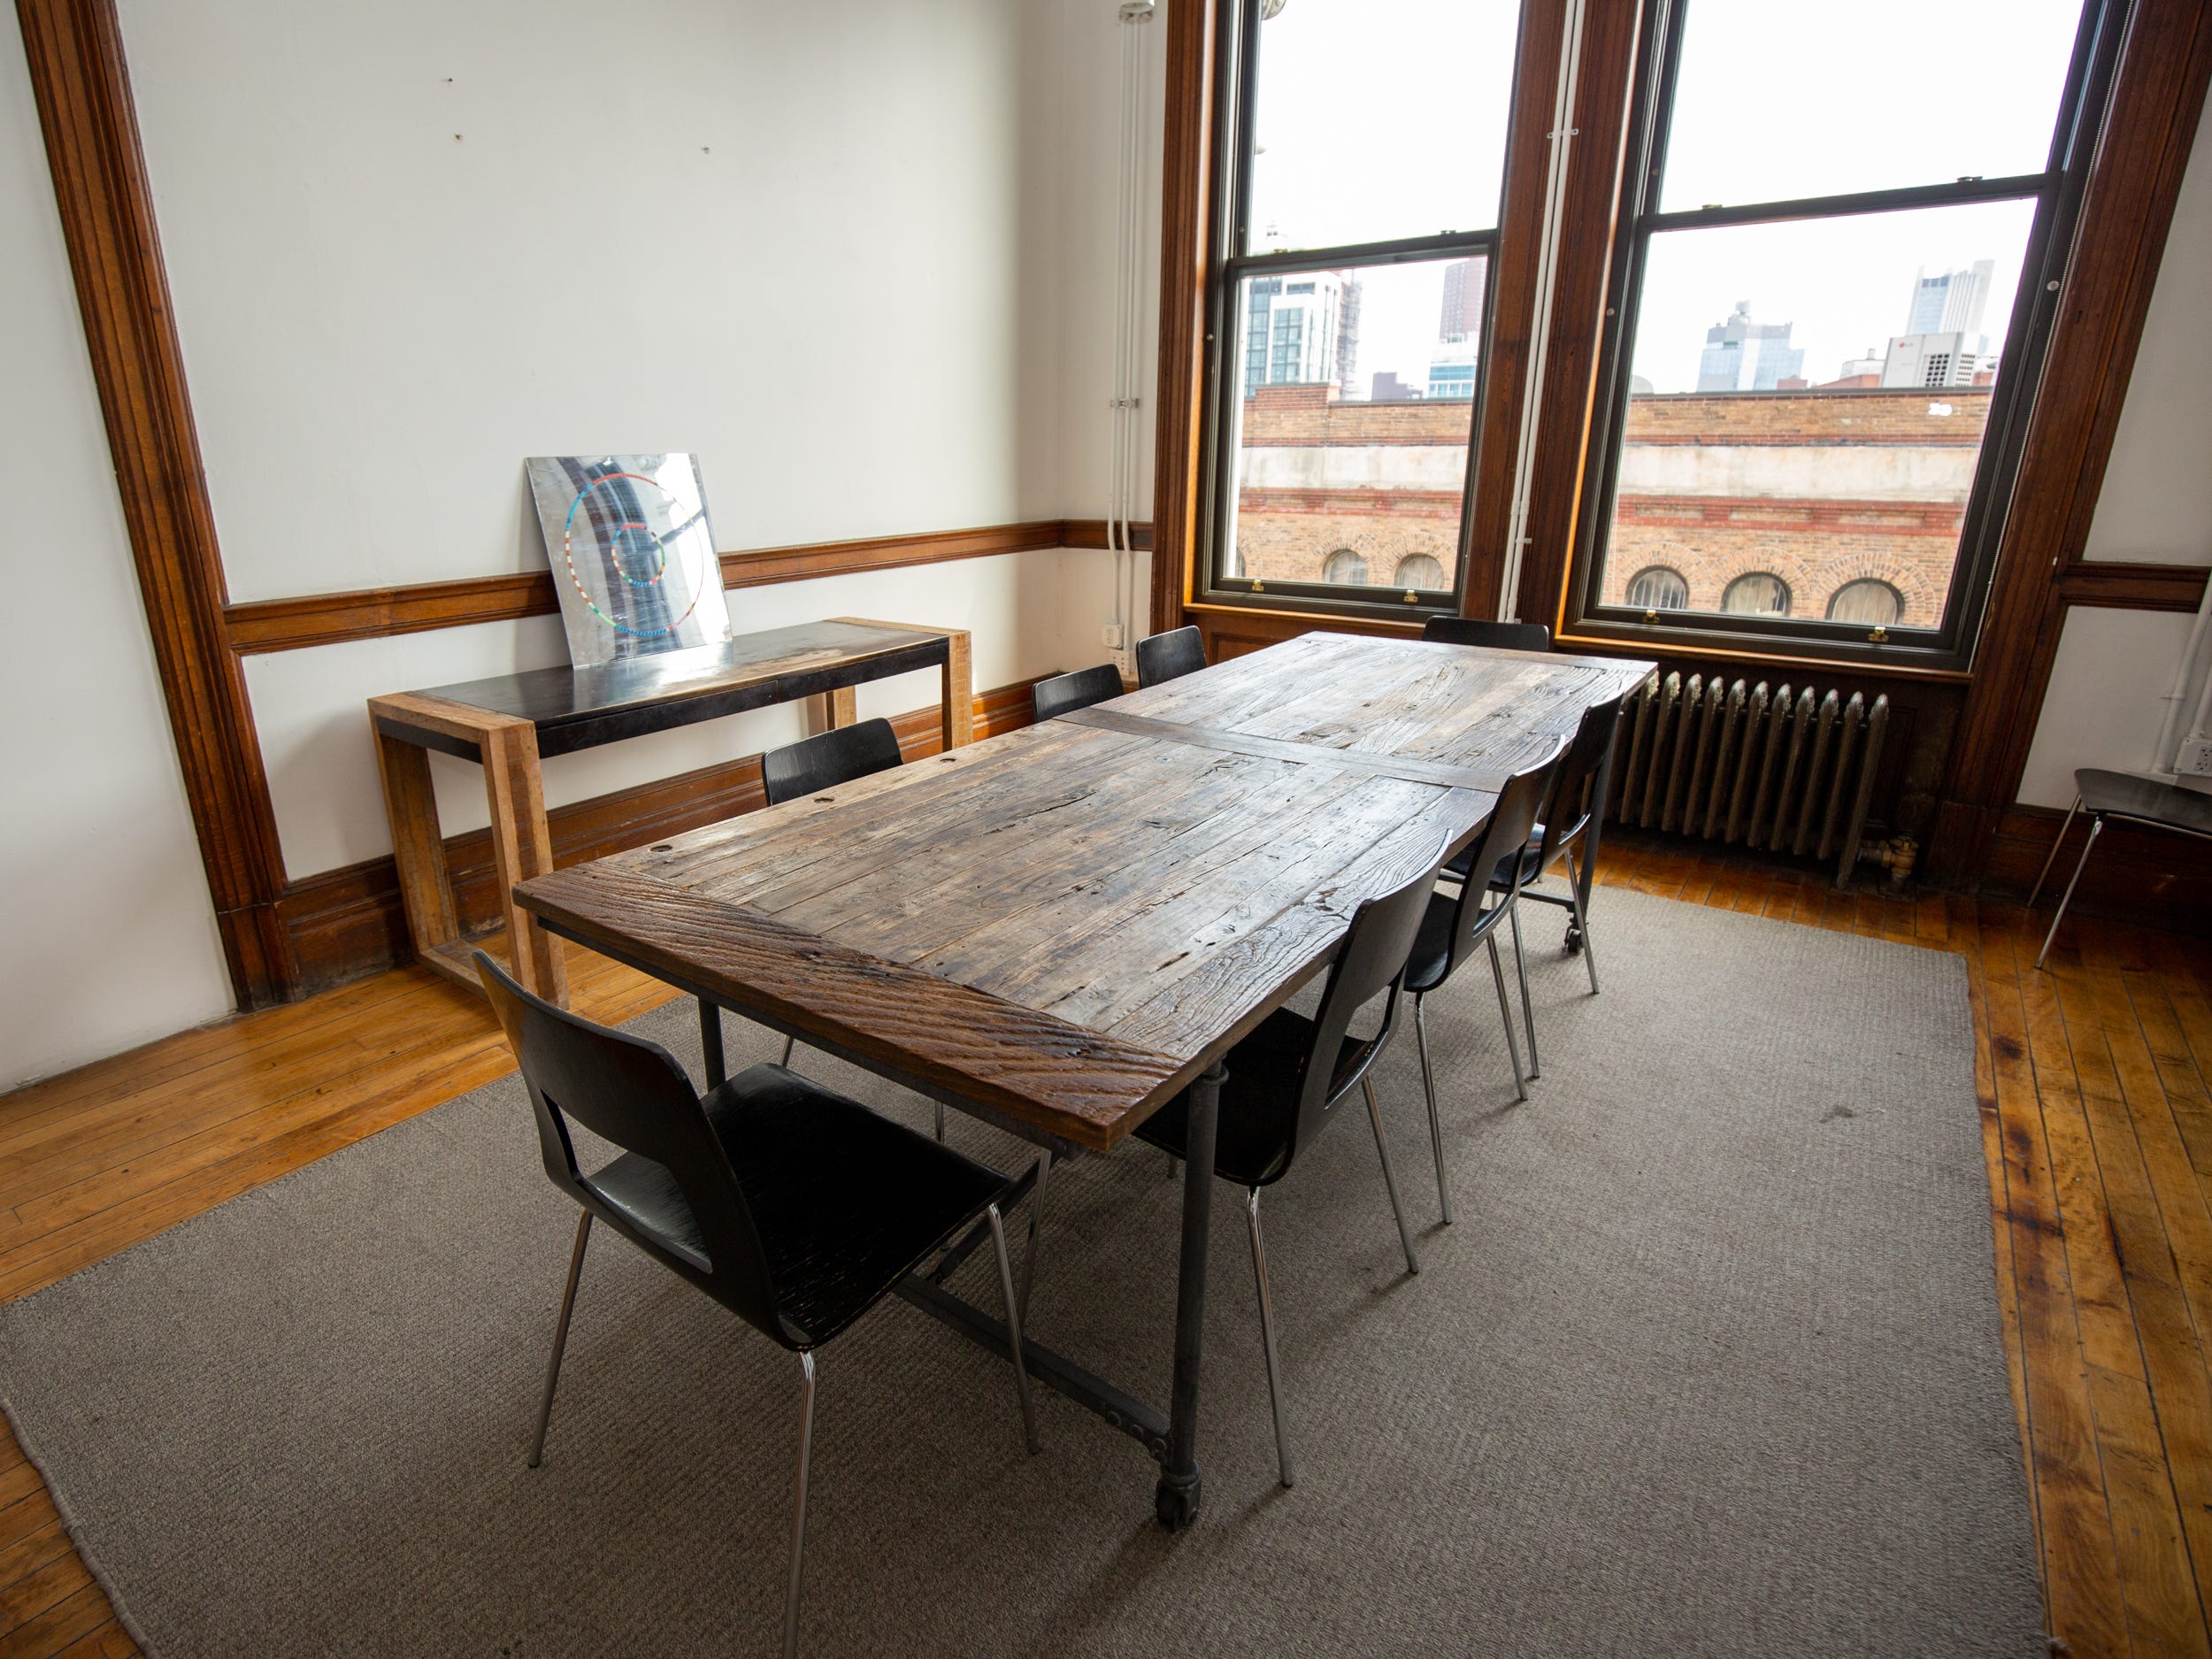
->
left=1462, top=694, right=1626, bottom=1077
left=1422, top=617, right=1552, bottom=652
left=752, top=718, right=921, bottom=1119
left=1133, top=833, right=1447, bottom=1489
left=479, top=954, right=1036, bottom=1659
left=1033, top=663, right=1125, bottom=722
left=762, top=716, right=902, bottom=808
left=1400, top=743, right=1565, bottom=1225
left=1136, top=625, right=1206, bottom=688
left=2030, top=768, right=2212, bottom=968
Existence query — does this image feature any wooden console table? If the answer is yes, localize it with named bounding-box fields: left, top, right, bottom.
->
left=367, top=618, right=972, bottom=1004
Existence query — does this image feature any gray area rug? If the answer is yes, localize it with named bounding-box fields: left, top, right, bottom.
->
left=0, top=886, right=2043, bottom=1656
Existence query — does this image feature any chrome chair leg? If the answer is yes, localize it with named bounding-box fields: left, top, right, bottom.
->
left=934, top=1103, right=946, bottom=1142
left=1244, top=1187, right=1294, bottom=1488
left=527, top=1210, right=592, bottom=1468
left=1167, top=1154, right=1179, bottom=1179
left=1486, top=933, right=1529, bottom=1102
left=1019, top=1150, right=1052, bottom=1325
left=987, top=1203, right=1041, bottom=1454
left=783, top=1351, right=817, bottom=1659
left=1566, top=843, right=1601, bottom=995
left=2027, top=794, right=2084, bottom=911
left=778, top=1033, right=796, bottom=1067
left=1507, top=899, right=1540, bottom=1080
left=699, top=999, right=725, bottom=1088
left=1412, top=996, right=1452, bottom=1225
left=1362, top=1077, right=1421, bottom=1276
left=2036, top=815, right=2104, bottom=972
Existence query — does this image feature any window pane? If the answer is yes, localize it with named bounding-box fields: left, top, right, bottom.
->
left=1594, top=200, right=2036, bottom=628
left=1659, top=0, right=2083, bottom=211
left=1221, top=257, right=1479, bottom=594
left=1244, top=0, right=1519, bottom=253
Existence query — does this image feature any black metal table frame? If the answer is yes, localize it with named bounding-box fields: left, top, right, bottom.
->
left=529, top=910, right=1228, bottom=1530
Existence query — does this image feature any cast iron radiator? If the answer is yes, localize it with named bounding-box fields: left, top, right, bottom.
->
left=1605, top=672, right=1891, bottom=887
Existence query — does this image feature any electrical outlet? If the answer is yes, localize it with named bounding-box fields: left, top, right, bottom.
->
left=2178, top=739, right=2212, bottom=777
left=1102, top=622, right=1124, bottom=649
left=1110, top=649, right=1134, bottom=681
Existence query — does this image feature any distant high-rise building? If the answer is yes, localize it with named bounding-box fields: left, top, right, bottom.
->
left=1426, top=346, right=1479, bottom=401
left=1696, top=302, right=1804, bottom=392
left=1439, top=258, right=1487, bottom=343
left=1243, top=272, right=1347, bottom=396
left=1905, top=260, right=1994, bottom=336
left=1334, top=273, right=1363, bottom=400
left=1880, top=331, right=1995, bottom=388
left=1371, top=371, right=1424, bottom=402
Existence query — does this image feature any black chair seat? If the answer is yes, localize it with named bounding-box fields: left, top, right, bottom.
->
left=1133, top=1009, right=1368, bottom=1188
left=588, top=1064, right=1006, bottom=1346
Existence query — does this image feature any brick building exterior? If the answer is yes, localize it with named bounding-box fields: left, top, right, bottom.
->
left=1228, top=384, right=1991, bottom=623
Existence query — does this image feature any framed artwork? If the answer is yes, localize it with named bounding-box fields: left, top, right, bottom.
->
left=526, top=454, right=733, bottom=667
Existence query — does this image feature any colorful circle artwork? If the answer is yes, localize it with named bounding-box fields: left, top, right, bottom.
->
left=560, top=472, right=709, bottom=639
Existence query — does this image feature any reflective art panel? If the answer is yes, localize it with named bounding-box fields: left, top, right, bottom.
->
left=526, top=455, right=733, bottom=667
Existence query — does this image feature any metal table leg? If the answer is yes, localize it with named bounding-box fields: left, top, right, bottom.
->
left=1156, top=1061, right=1223, bottom=1532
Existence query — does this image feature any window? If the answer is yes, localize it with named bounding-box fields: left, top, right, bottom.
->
left=1624, top=565, right=1689, bottom=611
left=1569, top=0, right=2118, bottom=666
left=1721, top=572, right=1790, bottom=616
left=1323, top=549, right=1370, bottom=586
left=1202, top=0, right=1525, bottom=612
left=1394, top=554, right=1447, bottom=591
left=1827, top=579, right=1904, bottom=626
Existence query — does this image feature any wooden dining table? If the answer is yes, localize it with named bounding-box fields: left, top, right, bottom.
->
left=514, top=630, right=1653, bottom=1528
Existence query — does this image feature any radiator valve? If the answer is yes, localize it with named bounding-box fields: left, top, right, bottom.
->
left=1858, top=835, right=1918, bottom=886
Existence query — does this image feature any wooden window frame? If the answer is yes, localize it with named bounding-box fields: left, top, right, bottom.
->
left=1555, top=0, right=2126, bottom=674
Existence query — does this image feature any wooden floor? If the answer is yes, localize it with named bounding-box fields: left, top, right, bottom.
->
left=0, top=842, right=2208, bottom=1655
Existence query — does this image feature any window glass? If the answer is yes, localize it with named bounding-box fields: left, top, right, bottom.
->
left=1593, top=199, right=2035, bottom=629
left=1827, top=579, right=1904, bottom=626
left=1394, top=553, right=1447, bottom=589
left=1221, top=257, right=1482, bottom=595
left=1721, top=572, right=1791, bottom=616
left=1658, top=0, right=2083, bottom=212
left=1245, top=0, right=1520, bottom=253
left=1625, top=565, right=1689, bottom=610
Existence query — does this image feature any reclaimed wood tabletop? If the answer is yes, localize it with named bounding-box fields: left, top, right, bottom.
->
left=516, top=633, right=1651, bottom=1150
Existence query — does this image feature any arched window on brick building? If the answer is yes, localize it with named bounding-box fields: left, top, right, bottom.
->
left=1722, top=572, right=1791, bottom=617
left=1323, top=549, right=1370, bottom=586
left=1825, top=579, right=1903, bottom=626
left=1624, top=565, right=1688, bottom=611
left=1394, top=554, right=1445, bottom=591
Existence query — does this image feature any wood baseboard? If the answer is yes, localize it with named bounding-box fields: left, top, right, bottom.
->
left=1977, top=801, right=2212, bottom=933
left=277, top=675, right=1050, bottom=996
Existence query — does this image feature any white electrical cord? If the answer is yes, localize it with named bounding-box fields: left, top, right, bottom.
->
left=1497, top=0, right=1587, bottom=621
left=1110, top=2, right=1153, bottom=654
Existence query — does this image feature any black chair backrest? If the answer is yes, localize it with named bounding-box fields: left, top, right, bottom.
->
left=1423, top=617, right=1552, bottom=653
left=1282, top=833, right=1449, bottom=1173
left=1136, top=626, right=1207, bottom=688
left=477, top=954, right=783, bottom=1342
left=1033, top=663, right=1125, bottom=722
left=1534, top=694, right=1626, bottom=868
left=763, top=717, right=902, bottom=807
left=1438, top=742, right=1564, bottom=980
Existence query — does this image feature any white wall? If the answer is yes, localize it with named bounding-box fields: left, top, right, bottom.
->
left=108, top=0, right=1088, bottom=885
left=0, top=9, right=233, bottom=1088
left=2015, top=96, right=2212, bottom=808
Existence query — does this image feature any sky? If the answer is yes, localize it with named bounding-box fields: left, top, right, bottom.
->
left=1242, top=0, right=2085, bottom=400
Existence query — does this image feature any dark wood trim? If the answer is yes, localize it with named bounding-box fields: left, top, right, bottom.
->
left=18, top=0, right=293, bottom=1009
left=2054, top=560, right=2210, bottom=612
left=1463, top=0, right=1569, bottom=622
left=226, top=521, right=1071, bottom=655
left=1983, top=802, right=2212, bottom=933
left=1148, top=0, right=1220, bottom=641
left=1928, top=0, right=2212, bottom=887
left=1059, top=518, right=1156, bottom=552
left=1513, top=0, right=1645, bottom=635
left=278, top=676, right=1051, bottom=996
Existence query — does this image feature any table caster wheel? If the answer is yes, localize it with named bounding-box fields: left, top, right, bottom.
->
left=1564, top=923, right=1584, bottom=955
